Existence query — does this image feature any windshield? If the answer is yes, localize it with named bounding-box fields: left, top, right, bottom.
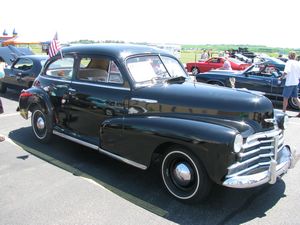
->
left=265, top=57, right=285, bottom=64
left=246, top=64, right=281, bottom=77
left=126, top=55, right=187, bottom=85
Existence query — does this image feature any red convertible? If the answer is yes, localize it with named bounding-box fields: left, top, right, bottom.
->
left=186, top=57, right=251, bottom=75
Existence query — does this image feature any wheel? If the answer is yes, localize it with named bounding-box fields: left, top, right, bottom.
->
left=288, top=97, right=300, bottom=110
left=31, top=105, right=53, bottom=143
left=0, top=81, right=7, bottom=93
left=191, top=67, right=200, bottom=75
left=161, top=146, right=212, bottom=203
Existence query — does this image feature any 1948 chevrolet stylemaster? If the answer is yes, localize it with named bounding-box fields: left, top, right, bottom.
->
left=18, top=44, right=297, bottom=203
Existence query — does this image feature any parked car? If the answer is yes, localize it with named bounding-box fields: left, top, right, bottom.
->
left=18, top=44, right=296, bottom=203
left=195, top=63, right=300, bottom=109
left=227, top=47, right=256, bottom=60
left=234, top=53, right=252, bottom=63
left=257, top=56, right=286, bottom=71
left=0, top=46, right=34, bottom=66
left=186, top=57, right=250, bottom=75
left=0, top=55, right=48, bottom=93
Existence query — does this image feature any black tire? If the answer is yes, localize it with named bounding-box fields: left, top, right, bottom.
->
left=191, top=67, right=200, bottom=75
left=161, top=146, right=212, bottom=203
left=288, top=97, right=300, bottom=110
left=0, top=81, right=7, bottom=94
left=31, top=105, right=53, bottom=143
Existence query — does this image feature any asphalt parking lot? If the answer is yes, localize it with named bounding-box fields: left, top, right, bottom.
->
left=1, top=89, right=300, bottom=225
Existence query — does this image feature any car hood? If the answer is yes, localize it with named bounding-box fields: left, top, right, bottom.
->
left=129, top=80, right=274, bottom=133
left=200, top=69, right=242, bottom=76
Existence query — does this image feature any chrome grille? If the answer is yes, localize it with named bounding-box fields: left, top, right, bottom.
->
left=227, top=129, right=284, bottom=177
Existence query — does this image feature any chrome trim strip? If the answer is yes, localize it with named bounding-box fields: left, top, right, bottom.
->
left=228, top=152, right=275, bottom=170
left=71, top=81, right=131, bottom=91
left=98, top=147, right=147, bottom=170
left=53, top=130, right=147, bottom=170
left=243, top=133, right=283, bottom=149
left=239, top=146, right=273, bottom=158
left=53, top=130, right=98, bottom=150
left=41, top=75, right=130, bottom=90
left=246, top=129, right=282, bottom=143
left=41, top=76, right=72, bottom=83
left=223, top=146, right=294, bottom=188
left=131, top=98, right=158, bottom=103
left=227, top=161, right=271, bottom=178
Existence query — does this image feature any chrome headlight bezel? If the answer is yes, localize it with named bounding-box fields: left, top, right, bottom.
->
left=277, top=114, right=289, bottom=130
left=233, top=134, right=243, bottom=153
left=283, top=114, right=289, bottom=129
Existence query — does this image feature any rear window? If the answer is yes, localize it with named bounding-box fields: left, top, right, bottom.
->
left=13, top=58, right=34, bottom=71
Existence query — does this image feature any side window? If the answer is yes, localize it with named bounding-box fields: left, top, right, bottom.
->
left=208, top=58, right=219, bottom=63
left=13, top=58, right=33, bottom=71
left=45, top=57, right=74, bottom=79
left=108, top=61, right=123, bottom=84
left=78, top=57, right=123, bottom=84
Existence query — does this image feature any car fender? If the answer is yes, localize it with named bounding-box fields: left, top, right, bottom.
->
left=101, top=116, right=238, bottom=183
left=19, top=87, right=54, bottom=120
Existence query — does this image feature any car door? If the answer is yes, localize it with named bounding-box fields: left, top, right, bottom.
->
left=234, top=72, right=272, bottom=94
left=64, top=55, right=130, bottom=145
left=41, top=55, right=75, bottom=132
left=4, top=57, right=35, bottom=88
left=205, top=58, right=223, bottom=71
left=268, top=71, right=285, bottom=102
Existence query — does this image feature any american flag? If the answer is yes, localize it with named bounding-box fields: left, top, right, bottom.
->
left=48, top=32, right=61, bottom=58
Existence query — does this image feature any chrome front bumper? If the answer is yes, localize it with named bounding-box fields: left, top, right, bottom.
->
left=223, top=146, right=298, bottom=188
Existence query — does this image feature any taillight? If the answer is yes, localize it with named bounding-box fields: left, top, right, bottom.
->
left=20, top=91, right=33, bottom=98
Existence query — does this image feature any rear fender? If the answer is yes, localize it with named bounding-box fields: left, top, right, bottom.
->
left=19, top=87, right=54, bottom=120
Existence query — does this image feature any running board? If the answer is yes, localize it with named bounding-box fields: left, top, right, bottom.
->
left=53, top=130, right=147, bottom=170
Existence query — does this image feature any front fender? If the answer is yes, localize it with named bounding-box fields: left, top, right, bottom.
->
left=19, top=87, right=54, bottom=120
left=101, top=115, right=239, bottom=183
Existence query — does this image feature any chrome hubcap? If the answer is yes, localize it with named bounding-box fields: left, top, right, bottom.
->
left=173, top=163, right=192, bottom=186
left=36, top=117, right=45, bottom=130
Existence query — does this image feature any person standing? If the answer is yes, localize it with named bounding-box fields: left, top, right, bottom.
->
left=281, top=51, right=300, bottom=116
left=220, top=56, right=232, bottom=70
left=200, top=50, right=209, bottom=61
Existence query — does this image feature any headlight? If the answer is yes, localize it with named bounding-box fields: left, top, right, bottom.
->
left=234, top=134, right=243, bottom=153
left=277, top=114, right=289, bottom=130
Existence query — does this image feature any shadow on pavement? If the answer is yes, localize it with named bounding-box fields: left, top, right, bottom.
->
left=9, top=126, right=286, bottom=225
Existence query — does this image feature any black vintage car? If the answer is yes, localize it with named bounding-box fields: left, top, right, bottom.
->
left=196, top=63, right=300, bottom=110
left=0, top=55, right=48, bottom=93
left=18, top=44, right=297, bottom=203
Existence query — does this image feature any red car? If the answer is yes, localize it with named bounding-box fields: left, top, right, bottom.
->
left=186, top=57, right=251, bottom=75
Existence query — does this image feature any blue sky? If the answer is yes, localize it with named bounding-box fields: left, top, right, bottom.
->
left=1, top=0, right=299, bottom=48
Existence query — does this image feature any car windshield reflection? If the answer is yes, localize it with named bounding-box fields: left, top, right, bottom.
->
left=126, top=55, right=187, bottom=86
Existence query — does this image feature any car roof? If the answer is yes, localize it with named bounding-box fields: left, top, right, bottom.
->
left=18, top=55, right=48, bottom=60
left=61, top=43, right=174, bottom=59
